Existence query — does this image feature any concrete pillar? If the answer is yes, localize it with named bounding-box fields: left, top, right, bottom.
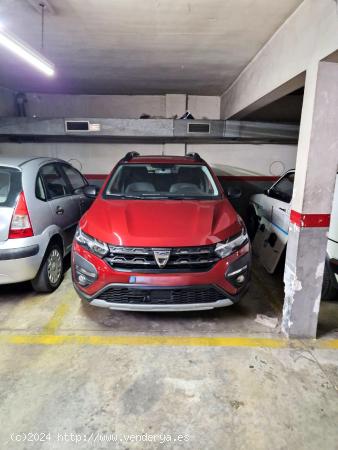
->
left=282, top=61, right=338, bottom=338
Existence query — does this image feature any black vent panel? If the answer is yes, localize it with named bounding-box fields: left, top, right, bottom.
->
left=98, top=286, right=225, bottom=305
left=65, top=121, right=89, bottom=131
left=187, top=123, right=210, bottom=134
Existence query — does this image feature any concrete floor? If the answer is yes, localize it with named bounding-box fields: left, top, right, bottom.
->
left=0, top=260, right=337, bottom=450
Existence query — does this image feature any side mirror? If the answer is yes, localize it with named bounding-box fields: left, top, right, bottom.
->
left=73, top=187, right=84, bottom=195
left=227, top=186, right=242, bottom=199
left=83, top=184, right=99, bottom=199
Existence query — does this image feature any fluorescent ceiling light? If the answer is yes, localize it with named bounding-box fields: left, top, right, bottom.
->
left=0, top=27, right=55, bottom=76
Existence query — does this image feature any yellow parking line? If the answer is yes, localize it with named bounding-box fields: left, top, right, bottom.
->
left=0, top=333, right=336, bottom=350
left=316, top=339, right=338, bottom=350
left=41, top=303, right=70, bottom=335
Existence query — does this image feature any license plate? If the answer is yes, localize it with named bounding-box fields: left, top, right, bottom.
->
left=150, top=290, right=171, bottom=301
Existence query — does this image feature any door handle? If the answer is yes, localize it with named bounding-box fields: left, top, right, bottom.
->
left=56, top=206, right=64, bottom=215
left=279, top=207, right=286, bottom=212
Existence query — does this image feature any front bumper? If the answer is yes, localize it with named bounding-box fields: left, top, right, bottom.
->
left=91, top=299, right=232, bottom=312
left=72, top=241, right=251, bottom=311
left=74, top=283, right=236, bottom=311
left=74, top=283, right=247, bottom=312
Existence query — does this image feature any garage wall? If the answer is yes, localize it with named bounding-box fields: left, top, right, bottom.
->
left=0, top=93, right=220, bottom=120
left=0, top=142, right=185, bottom=173
left=24, top=94, right=166, bottom=119
left=0, top=141, right=296, bottom=219
left=187, top=96, right=220, bottom=120
left=0, top=89, right=296, bottom=219
left=188, top=143, right=296, bottom=218
left=0, top=87, right=15, bottom=117
left=0, top=142, right=296, bottom=176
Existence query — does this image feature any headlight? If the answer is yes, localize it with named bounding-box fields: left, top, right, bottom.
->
left=215, top=228, right=249, bottom=259
left=75, top=228, right=108, bottom=258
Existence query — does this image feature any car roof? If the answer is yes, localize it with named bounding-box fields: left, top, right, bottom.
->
left=0, top=156, right=66, bottom=169
left=126, top=155, right=205, bottom=165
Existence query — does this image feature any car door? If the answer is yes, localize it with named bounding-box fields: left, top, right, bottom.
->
left=253, top=171, right=294, bottom=273
left=59, top=163, right=92, bottom=216
left=268, top=171, right=294, bottom=234
left=39, top=163, right=79, bottom=252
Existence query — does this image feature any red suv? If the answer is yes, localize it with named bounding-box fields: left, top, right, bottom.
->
left=72, top=152, right=251, bottom=311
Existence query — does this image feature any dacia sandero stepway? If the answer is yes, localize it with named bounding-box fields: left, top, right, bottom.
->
left=72, top=152, right=251, bottom=311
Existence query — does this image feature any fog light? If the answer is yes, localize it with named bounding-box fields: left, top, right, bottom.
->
left=73, top=252, right=98, bottom=287
left=77, top=273, right=88, bottom=286
left=235, top=274, right=246, bottom=284
left=226, top=264, right=249, bottom=288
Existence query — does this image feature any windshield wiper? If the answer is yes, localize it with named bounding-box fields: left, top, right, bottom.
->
left=167, top=194, right=215, bottom=200
left=107, top=193, right=213, bottom=200
left=137, top=194, right=201, bottom=200
left=167, top=196, right=200, bottom=200
left=107, top=193, right=144, bottom=199
left=137, top=194, right=171, bottom=199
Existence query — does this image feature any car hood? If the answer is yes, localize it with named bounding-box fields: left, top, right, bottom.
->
left=80, top=198, right=242, bottom=247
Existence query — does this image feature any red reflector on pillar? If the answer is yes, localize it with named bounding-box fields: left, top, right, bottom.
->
left=290, top=210, right=331, bottom=228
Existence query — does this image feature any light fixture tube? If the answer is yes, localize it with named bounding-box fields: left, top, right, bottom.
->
left=0, top=28, right=55, bottom=76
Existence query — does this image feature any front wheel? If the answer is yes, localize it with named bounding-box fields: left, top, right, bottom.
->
left=31, top=244, right=64, bottom=293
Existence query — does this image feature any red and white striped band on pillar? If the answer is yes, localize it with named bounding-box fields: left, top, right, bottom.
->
left=290, top=210, right=331, bottom=228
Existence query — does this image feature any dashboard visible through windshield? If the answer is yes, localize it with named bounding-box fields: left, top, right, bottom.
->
left=103, top=163, right=220, bottom=199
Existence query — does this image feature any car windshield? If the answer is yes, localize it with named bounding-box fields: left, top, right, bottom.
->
left=103, top=163, right=220, bottom=199
left=0, top=167, right=22, bottom=207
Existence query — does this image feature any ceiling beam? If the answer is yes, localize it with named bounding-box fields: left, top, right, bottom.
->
left=220, top=0, right=338, bottom=119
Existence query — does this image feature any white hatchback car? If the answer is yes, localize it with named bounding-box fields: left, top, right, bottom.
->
left=248, top=170, right=338, bottom=300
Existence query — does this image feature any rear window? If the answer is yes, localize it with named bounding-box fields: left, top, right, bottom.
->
left=0, top=167, right=22, bottom=207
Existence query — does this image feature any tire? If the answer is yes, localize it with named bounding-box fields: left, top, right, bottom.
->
left=247, top=208, right=259, bottom=240
left=322, top=263, right=338, bottom=301
left=31, top=243, right=64, bottom=293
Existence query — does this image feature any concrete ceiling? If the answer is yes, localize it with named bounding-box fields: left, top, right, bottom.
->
left=0, top=0, right=303, bottom=95
left=246, top=89, right=304, bottom=123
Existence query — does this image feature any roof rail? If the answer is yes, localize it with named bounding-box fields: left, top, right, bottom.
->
left=186, top=152, right=203, bottom=161
left=121, top=151, right=140, bottom=162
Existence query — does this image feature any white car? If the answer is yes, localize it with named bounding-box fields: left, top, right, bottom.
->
left=248, top=170, right=338, bottom=300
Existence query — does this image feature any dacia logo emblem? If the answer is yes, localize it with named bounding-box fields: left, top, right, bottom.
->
left=153, top=249, right=171, bottom=268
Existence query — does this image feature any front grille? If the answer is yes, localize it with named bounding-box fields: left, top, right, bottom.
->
left=98, top=286, right=225, bottom=305
left=105, top=245, right=219, bottom=272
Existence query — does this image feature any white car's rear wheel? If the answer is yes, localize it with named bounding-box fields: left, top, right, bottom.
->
left=31, top=243, right=64, bottom=293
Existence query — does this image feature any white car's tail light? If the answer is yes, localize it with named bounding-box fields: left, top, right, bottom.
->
left=8, top=192, right=34, bottom=239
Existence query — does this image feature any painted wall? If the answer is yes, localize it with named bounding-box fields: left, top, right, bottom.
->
left=0, top=141, right=297, bottom=219
left=0, top=142, right=185, bottom=173
left=0, top=87, right=15, bottom=117
left=188, top=96, right=220, bottom=120
left=24, top=94, right=166, bottom=119
left=0, top=89, right=296, bottom=219
left=189, top=143, right=297, bottom=218
left=0, top=92, right=221, bottom=120
left=0, top=142, right=296, bottom=176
